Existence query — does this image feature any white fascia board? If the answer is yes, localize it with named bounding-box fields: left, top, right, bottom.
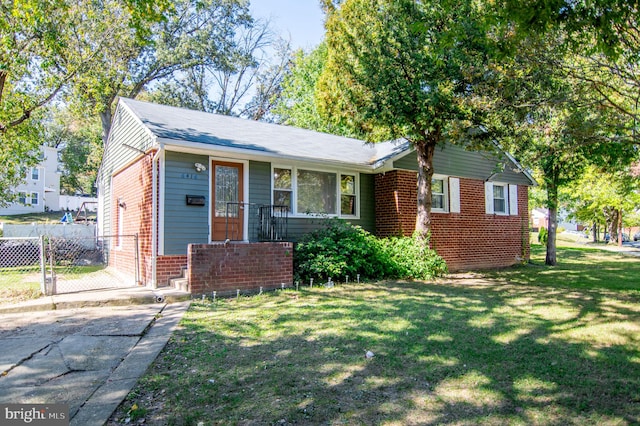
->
left=158, top=137, right=377, bottom=173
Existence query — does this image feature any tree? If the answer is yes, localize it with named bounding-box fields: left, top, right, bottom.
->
left=67, top=0, right=256, bottom=141
left=499, top=0, right=639, bottom=58
left=486, top=22, right=640, bottom=264
left=148, top=24, right=292, bottom=120
left=44, top=108, right=102, bottom=196
left=318, top=0, right=495, bottom=240
left=499, top=0, right=640, bottom=145
left=569, top=166, right=640, bottom=244
left=271, top=42, right=364, bottom=137
left=243, top=38, right=293, bottom=121
left=0, top=0, right=167, bottom=205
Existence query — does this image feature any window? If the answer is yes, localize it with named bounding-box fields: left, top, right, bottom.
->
left=31, top=167, right=39, bottom=180
left=432, top=178, right=446, bottom=211
left=297, top=169, right=337, bottom=214
left=272, top=166, right=358, bottom=217
left=273, top=168, right=292, bottom=211
left=30, top=192, right=38, bottom=206
left=485, top=182, right=518, bottom=216
left=341, top=174, right=356, bottom=216
left=18, top=192, right=27, bottom=204
left=493, top=184, right=507, bottom=214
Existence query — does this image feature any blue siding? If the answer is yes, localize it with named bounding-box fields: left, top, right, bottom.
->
left=163, top=151, right=210, bottom=254
left=248, top=161, right=376, bottom=242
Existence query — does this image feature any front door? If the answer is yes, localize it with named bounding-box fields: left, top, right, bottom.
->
left=211, top=161, right=244, bottom=241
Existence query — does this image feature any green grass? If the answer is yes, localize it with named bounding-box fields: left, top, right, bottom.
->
left=486, top=243, right=640, bottom=292
left=0, top=265, right=107, bottom=305
left=0, top=271, right=41, bottom=304
left=108, top=245, right=640, bottom=426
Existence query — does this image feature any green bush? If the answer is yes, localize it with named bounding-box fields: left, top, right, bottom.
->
left=380, top=233, right=448, bottom=279
left=538, top=226, right=548, bottom=244
left=294, top=220, right=447, bottom=283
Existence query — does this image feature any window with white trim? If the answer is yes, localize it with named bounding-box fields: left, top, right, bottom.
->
left=272, top=166, right=359, bottom=217
left=493, top=183, right=507, bottom=214
left=31, top=167, right=39, bottom=181
left=18, top=192, right=27, bottom=204
left=485, top=182, right=519, bottom=216
left=431, top=177, right=447, bottom=211
left=273, top=168, right=292, bottom=211
left=30, top=192, right=38, bottom=206
left=340, top=174, right=356, bottom=216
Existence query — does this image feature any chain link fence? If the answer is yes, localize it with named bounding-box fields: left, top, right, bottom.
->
left=0, top=237, right=44, bottom=296
left=0, top=235, right=139, bottom=296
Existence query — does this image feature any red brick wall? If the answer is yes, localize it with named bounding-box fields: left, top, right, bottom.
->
left=155, top=255, right=188, bottom=286
left=110, top=152, right=156, bottom=284
left=375, top=171, right=417, bottom=236
left=187, top=242, right=294, bottom=295
left=375, top=171, right=530, bottom=271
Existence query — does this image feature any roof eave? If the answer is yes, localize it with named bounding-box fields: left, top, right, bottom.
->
left=158, top=137, right=378, bottom=172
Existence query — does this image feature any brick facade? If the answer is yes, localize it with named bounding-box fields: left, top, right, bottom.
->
left=155, top=255, right=188, bottom=286
left=187, top=242, right=294, bottom=296
left=111, top=155, right=527, bottom=292
left=110, top=153, right=156, bottom=284
left=375, top=170, right=530, bottom=271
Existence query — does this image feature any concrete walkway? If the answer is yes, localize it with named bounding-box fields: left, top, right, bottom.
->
left=0, top=287, right=191, bottom=425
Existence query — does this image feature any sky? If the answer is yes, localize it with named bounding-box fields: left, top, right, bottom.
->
left=248, top=0, right=326, bottom=50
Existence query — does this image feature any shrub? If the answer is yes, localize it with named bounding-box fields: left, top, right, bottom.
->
left=538, top=226, right=548, bottom=245
left=294, top=220, right=447, bottom=283
left=380, top=233, right=448, bottom=280
left=294, top=219, right=384, bottom=282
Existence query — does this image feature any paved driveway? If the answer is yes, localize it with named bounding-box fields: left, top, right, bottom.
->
left=0, top=301, right=189, bottom=425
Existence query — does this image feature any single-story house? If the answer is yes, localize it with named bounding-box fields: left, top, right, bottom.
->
left=97, top=98, right=535, bottom=294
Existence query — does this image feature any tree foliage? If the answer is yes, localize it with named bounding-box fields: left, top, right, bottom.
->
left=272, top=43, right=363, bottom=138
left=66, top=0, right=258, bottom=140
left=487, top=26, right=638, bottom=264
left=568, top=166, right=640, bottom=243
left=318, top=0, right=496, bottom=238
left=44, top=108, right=102, bottom=196
left=0, top=0, right=168, bottom=205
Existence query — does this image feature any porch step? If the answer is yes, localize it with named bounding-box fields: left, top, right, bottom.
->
left=170, top=277, right=189, bottom=292
left=169, top=266, right=189, bottom=292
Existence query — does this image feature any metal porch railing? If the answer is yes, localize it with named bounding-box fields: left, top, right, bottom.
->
left=225, top=203, right=289, bottom=242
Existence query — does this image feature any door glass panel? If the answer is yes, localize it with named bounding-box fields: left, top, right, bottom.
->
left=215, top=165, right=239, bottom=217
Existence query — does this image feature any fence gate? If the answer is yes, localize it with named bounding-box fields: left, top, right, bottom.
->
left=42, top=235, right=139, bottom=295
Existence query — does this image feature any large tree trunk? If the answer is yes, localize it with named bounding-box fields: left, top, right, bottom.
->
left=618, top=209, right=623, bottom=247
left=100, top=108, right=113, bottom=146
left=414, top=137, right=437, bottom=241
left=545, top=182, right=558, bottom=266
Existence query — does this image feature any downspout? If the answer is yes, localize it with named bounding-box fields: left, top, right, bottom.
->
left=151, top=144, right=163, bottom=289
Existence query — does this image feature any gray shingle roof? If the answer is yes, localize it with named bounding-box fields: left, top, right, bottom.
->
left=120, top=98, right=409, bottom=168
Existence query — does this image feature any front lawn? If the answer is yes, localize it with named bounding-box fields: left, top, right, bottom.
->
left=108, top=244, right=640, bottom=425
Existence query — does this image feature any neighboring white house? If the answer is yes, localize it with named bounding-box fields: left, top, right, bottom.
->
left=0, top=146, right=61, bottom=215
left=530, top=207, right=583, bottom=232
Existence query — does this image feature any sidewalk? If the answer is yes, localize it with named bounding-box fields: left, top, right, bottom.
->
left=0, top=285, right=191, bottom=314
left=0, top=286, right=192, bottom=425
